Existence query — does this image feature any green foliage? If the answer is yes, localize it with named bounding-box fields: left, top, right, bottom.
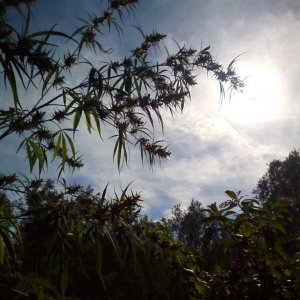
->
left=254, top=149, right=300, bottom=209
left=161, top=189, right=300, bottom=299
left=0, top=179, right=205, bottom=299
left=1, top=178, right=300, bottom=299
left=162, top=199, right=206, bottom=248
left=0, top=193, right=20, bottom=267
left=201, top=191, right=300, bottom=299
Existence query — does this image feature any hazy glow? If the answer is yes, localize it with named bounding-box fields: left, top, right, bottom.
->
left=220, top=64, right=282, bottom=123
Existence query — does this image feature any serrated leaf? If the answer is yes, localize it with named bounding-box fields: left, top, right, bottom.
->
left=123, top=142, right=128, bottom=165
left=117, top=137, right=123, bottom=170
left=134, top=76, right=141, bottom=98
left=100, top=184, right=108, bottom=203
left=92, top=110, right=101, bottom=136
left=53, top=132, right=62, bottom=161
left=0, top=57, right=20, bottom=108
left=140, top=141, right=144, bottom=165
left=65, top=98, right=78, bottom=113
left=125, top=74, right=132, bottom=95
left=84, top=111, right=92, bottom=133
left=7, top=64, right=19, bottom=107
left=42, top=70, right=55, bottom=95
left=26, top=143, right=34, bottom=172
left=27, top=140, right=42, bottom=172
left=62, top=89, right=67, bottom=106
left=28, top=140, right=43, bottom=162
left=65, top=133, right=76, bottom=157
left=61, top=135, right=67, bottom=165
left=73, top=109, right=82, bottom=136
left=113, top=138, right=119, bottom=162
left=143, top=107, right=153, bottom=128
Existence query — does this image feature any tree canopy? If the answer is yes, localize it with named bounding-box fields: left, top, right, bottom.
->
left=162, top=199, right=206, bottom=248
left=254, top=149, right=300, bottom=209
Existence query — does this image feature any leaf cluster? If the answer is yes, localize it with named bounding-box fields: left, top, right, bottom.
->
left=0, top=0, right=244, bottom=175
left=0, top=178, right=203, bottom=299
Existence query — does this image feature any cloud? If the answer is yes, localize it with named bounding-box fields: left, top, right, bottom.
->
left=1, top=0, right=300, bottom=219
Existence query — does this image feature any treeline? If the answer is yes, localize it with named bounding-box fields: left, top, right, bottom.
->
left=1, top=150, right=300, bottom=299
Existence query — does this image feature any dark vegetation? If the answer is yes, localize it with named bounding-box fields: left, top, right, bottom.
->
left=0, top=1, right=299, bottom=299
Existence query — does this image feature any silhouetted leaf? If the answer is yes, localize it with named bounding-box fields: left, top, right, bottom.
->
left=73, top=109, right=82, bottom=135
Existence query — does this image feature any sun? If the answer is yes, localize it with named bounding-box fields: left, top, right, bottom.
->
left=219, top=64, right=283, bottom=124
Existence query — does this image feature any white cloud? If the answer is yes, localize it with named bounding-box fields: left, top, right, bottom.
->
left=1, top=0, right=300, bottom=219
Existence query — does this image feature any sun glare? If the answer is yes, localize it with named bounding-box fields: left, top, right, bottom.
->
left=219, top=65, right=282, bottom=123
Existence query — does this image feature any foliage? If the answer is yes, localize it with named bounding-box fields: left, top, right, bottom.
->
left=0, top=179, right=204, bottom=299
left=160, top=188, right=300, bottom=299
left=1, top=177, right=300, bottom=299
left=200, top=191, right=300, bottom=299
left=5, top=1, right=297, bottom=300
left=0, top=0, right=243, bottom=175
left=254, top=149, right=300, bottom=209
left=162, top=199, right=206, bottom=248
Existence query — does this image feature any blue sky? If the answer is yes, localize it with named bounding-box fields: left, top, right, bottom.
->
left=1, top=0, right=300, bottom=218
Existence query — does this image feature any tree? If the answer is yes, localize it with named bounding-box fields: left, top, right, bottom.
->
left=254, top=149, right=300, bottom=209
left=0, top=0, right=243, bottom=176
left=162, top=199, right=206, bottom=248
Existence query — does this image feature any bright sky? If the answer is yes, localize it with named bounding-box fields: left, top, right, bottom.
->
left=1, top=0, right=300, bottom=218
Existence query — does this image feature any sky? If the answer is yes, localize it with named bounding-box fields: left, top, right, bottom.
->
left=1, top=0, right=300, bottom=218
